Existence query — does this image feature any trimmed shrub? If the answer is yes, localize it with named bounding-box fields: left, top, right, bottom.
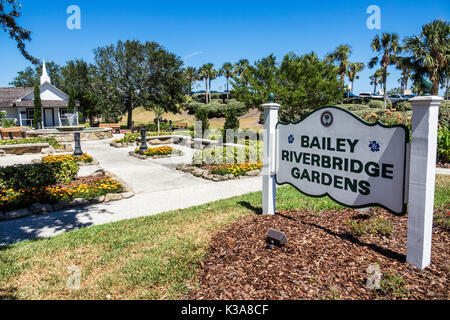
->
left=1, top=119, right=18, bottom=128
left=0, top=156, right=82, bottom=190
left=439, top=100, right=450, bottom=129
left=195, top=107, right=210, bottom=133
left=146, top=122, right=171, bottom=132
left=393, top=101, right=412, bottom=112
left=368, top=100, right=392, bottom=109
left=50, top=159, right=80, bottom=184
left=192, top=145, right=262, bottom=166
left=224, top=107, right=240, bottom=130
left=187, top=99, right=248, bottom=119
left=437, top=127, right=450, bottom=163
left=226, top=99, right=247, bottom=116
left=187, top=101, right=206, bottom=115
left=0, top=163, right=57, bottom=190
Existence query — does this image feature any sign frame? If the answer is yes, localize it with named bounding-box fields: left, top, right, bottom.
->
left=274, top=106, right=410, bottom=216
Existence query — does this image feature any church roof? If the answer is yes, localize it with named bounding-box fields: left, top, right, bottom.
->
left=0, top=87, right=33, bottom=108
left=1, top=62, right=72, bottom=109
left=13, top=100, right=72, bottom=107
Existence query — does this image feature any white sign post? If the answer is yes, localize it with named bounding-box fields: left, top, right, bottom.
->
left=262, top=101, right=280, bottom=215
left=406, top=96, right=443, bottom=270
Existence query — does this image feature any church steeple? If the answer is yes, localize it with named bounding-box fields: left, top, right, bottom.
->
left=40, top=60, right=51, bottom=85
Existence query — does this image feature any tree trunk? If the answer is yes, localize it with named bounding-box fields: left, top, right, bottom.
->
left=205, top=79, right=208, bottom=104
left=351, top=80, right=354, bottom=93
left=209, top=79, right=212, bottom=102
left=158, top=119, right=160, bottom=135
left=431, top=74, right=439, bottom=96
left=383, top=67, right=387, bottom=109
left=127, top=100, right=133, bottom=129
left=446, top=76, right=449, bottom=100
left=226, top=77, right=230, bottom=99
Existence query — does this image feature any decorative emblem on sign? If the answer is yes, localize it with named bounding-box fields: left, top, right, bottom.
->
left=288, top=135, right=295, bottom=144
left=321, top=111, right=333, bottom=127
left=369, top=141, right=381, bottom=152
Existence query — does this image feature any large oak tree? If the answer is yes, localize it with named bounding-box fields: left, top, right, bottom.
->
left=93, top=40, right=188, bottom=127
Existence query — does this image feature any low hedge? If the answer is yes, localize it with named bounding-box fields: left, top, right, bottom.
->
left=0, top=137, right=62, bottom=149
left=0, top=154, right=94, bottom=190
left=0, top=161, right=79, bottom=190
left=187, top=99, right=247, bottom=118
left=368, top=100, right=392, bottom=109
left=439, top=100, right=449, bottom=129
left=438, top=127, right=450, bottom=163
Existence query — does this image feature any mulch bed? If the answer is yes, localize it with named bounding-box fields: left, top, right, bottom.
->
left=189, top=208, right=449, bottom=300
left=54, top=173, right=109, bottom=188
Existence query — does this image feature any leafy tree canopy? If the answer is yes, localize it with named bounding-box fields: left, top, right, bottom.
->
left=0, top=0, right=37, bottom=63
left=232, top=52, right=343, bottom=122
left=93, top=40, right=188, bottom=127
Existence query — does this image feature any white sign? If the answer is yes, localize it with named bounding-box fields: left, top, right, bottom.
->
left=276, top=107, right=409, bottom=215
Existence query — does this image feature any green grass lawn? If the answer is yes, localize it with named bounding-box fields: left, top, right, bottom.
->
left=0, top=175, right=448, bottom=300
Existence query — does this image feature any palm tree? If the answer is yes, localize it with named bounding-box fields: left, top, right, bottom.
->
left=221, top=62, right=234, bottom=98
left=346, top=62, right=365, bottom=93
left=233, top=59, right=250, bottom=85
left=198, top=64, right=211, bottom=104
left=184, top=67, right=198, bottom=96
left=393, top=56, right=413, bottom=92
left=403, top=20, right=450, bottom=95
left=368, top=33, right=401, bottom=108
left=153, top=105, right=164, bottom=134
left=208, top=66, right=219, bottom=102
left=325, top=45, right=352, bottom=89
left=369, top=68, right=386, bottom=94
left=444, top=64, right=450, bottom=100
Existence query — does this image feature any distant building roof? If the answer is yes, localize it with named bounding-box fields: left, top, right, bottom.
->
left=0, top=87, right=33, bottom=108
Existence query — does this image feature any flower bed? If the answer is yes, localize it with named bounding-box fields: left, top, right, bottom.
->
left=130, top=146, right=182, bottom=159
left=0, top=154, right=130, bottom=220
left=178, top=145, right=263, bottom=181
left=42, top=153, right=94, bottom=164
left=211, top=161, right=263, bottom=177
left=0, top=177, right=122, bottom=212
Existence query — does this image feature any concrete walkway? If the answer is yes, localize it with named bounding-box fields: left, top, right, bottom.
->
left=436, top=167, right=450, bottom=175
left=0, top=137, right=262, bottom=246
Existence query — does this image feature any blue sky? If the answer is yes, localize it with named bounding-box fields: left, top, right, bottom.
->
left=1, top=0, right=449, bottom=94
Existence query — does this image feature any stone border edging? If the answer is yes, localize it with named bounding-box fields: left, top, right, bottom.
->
left=176, top=163, right=262, bottom=182
left=128, top=150, right=183, bottom=160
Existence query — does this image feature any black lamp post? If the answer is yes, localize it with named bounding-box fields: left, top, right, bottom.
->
left=73, top=132, right=83, bottom=157
left=139, top=128, right=148, bottom=154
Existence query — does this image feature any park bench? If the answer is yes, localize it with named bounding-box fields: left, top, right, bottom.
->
left=99, top=123, right=121, bottom=134
left=0, top=127, right=27, bottom=140
left=173, top=122, right=188, bottom=130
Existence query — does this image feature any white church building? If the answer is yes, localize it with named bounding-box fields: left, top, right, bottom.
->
left=0, top=61, right=79, bottom=128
